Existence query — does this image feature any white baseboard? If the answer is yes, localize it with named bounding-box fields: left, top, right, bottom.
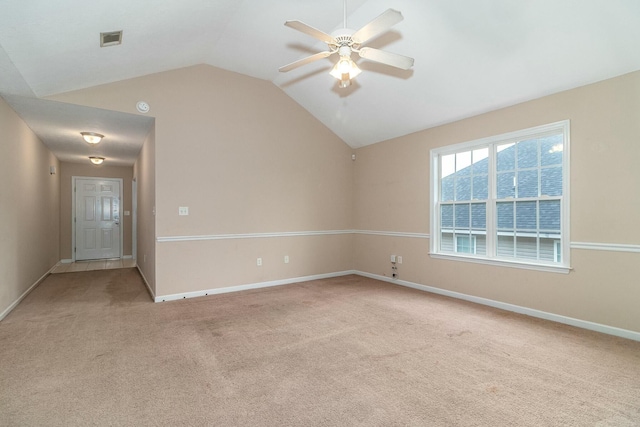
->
left=136, top=264, right=155, bottom=301
left=0, top=265, right=56, bottom=321
left=354, top=271, right=640, bottom=342
left=155, top=270, right=357, bottom=303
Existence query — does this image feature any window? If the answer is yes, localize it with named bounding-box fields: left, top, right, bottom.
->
left=430, top=121, right=570, bottom=272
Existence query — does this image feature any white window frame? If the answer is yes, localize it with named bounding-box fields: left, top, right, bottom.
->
left=429, top=121, right=571, bottom=274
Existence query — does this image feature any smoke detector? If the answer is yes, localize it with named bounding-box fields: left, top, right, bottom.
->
left=100, top=31, right=123, bottom=47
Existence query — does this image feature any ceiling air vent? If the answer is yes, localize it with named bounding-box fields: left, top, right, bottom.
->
left=100, top=31, right=123, bottom=47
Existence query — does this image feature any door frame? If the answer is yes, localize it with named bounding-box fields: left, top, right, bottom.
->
left=71, top=176, right=124, bottom=262
left=132, top=177, right=137, bottom=261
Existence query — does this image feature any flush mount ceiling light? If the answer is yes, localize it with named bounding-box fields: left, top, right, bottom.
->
left=89, top=156, right=105, bottom=165
left=279, top=1, right=414, bottom=88
left=81, top=132, right=104, bottom=144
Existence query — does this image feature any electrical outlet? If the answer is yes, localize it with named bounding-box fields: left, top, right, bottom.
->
left=391, top=254, right=396, bottom=263
left=178, top=206, right=189, bottom=216
left=397, top=256, right=403, bottom=264
left=257, top=258, right=262, bottom=266
left=284, top=255, right=289, bottom=264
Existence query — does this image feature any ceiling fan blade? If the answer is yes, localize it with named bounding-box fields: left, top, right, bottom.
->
left=358, top=47, right=414, bottom=70
left=279, top=51, right=333, bottom=72
left=351, top=9, right=404, bottom=45
left=284, top=21, right=336, bottom=44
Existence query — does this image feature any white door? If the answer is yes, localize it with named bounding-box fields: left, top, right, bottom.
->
left=75, top=178, right=121, bottom=261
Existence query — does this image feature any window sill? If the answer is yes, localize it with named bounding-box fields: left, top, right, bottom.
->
left=429, top=252, right=572, bottom=274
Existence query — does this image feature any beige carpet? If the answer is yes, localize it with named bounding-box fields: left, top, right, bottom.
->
left=1, top=269, right=639, bottom=426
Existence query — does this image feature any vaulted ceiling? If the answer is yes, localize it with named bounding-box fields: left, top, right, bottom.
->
left=1, top=0, right=640, bottom=164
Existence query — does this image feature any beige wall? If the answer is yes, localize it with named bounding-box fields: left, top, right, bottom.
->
left=59, top=162, right=134, bottom=260
left=47, top=62, right=640, bottom=334
left=0, top=96, right=60, bottom=318
left=133, top=126, right=156, bottom=295
left=50, top=64, right=354, bottom=297
left=353, top=71, right=640, bottom=332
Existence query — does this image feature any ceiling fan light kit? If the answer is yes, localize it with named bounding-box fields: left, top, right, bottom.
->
left=279, top=6, right=414, bottom=88
left=330, top=57, right=361, bottom=88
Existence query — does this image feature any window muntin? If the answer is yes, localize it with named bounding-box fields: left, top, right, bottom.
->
left=431, top=121, right=569, bottom=270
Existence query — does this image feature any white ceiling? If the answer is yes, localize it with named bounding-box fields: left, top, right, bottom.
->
left=1, top=0, right=640, bottom=163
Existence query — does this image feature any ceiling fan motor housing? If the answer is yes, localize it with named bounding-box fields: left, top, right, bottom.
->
left=331, top=28, right=358, bottom=49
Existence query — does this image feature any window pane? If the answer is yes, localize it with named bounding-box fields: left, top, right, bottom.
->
left=456, top=151, right=472, bottom=176
left=454, top=204, right=470, bottom=229
left=472, top=148, right=489, bottom=174
left=497, top=172, right=515, bottom=199
left=441, top=176, right=454, bottom=202
left=515, top=201, right=537, bottom=230
left=471, top=203, right=486, bottom=230
left=456, top=235, right=473, bottom=254
left=441, top=154, right=455, bottom=178
left=539, top=238, right=557, bottom=262
left=517, top=139, right=538, bottom=168
left=554, top=240, right=562, bottom=263
left=497, top=143, right=515, bottom=171
left=440, top=232, right=454, bottom=252
left=539, top=200, right=560, bottom=231
left=497, top=234, right=515, bottom=258
left=541, top=167, right=562, bottom=197
left=472, top=175, right=488, bottom=200
left=475, top=235, right=487, bottom=256
left=497, top=202, right=514, bottom=230
left=541, top=135, right=563, bottom=167
left=517, top=170, right=538, bottom=198
left=515, top=236, right=538, bottom=260
left=455, top=176, right=471, bottom=201
left=441, top=204, right=454, bottom=228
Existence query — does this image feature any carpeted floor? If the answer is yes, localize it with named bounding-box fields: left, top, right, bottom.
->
left=1, top=269, right=639, bottom=426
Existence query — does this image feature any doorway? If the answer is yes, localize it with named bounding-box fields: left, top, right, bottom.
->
left=73, top=177, right=123, bottom=261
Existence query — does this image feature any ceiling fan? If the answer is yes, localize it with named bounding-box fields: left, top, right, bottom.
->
left=279, top=4, right=414, bottom=88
